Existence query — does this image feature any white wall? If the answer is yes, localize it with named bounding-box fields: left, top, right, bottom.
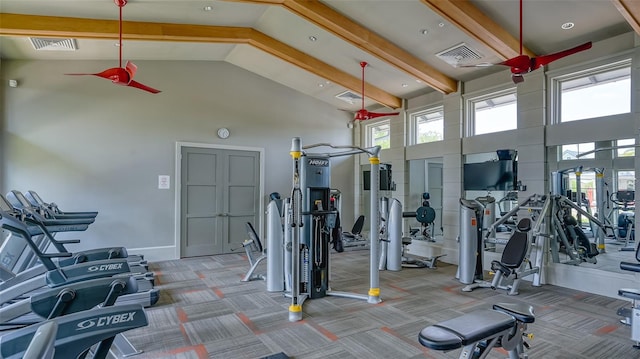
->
left=1, top=60, right=355, bottom=260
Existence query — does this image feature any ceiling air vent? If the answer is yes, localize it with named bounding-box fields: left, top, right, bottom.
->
left=29, top=38, right=78, bottom=51
left=335, top=90, right=362, bottom=105
left=436, top=43, right=482, bottom=67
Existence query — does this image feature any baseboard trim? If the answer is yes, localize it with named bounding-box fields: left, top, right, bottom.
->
left=127, top=245, right=177, bottom=262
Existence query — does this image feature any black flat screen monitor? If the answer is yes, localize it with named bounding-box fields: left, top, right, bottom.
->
left=463, top=160, right=516, bottom=191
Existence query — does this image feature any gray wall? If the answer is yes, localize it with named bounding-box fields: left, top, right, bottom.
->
left=1, top=60, right=355, bottom=260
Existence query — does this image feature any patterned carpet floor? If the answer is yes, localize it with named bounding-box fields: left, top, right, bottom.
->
left=125, top=250, right=639, bottom=358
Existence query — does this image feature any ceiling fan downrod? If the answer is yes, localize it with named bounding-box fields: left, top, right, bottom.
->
left=115, top=0, right=127, bottom=68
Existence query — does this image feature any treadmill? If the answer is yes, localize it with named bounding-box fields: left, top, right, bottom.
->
left=4, top=191, right=148, bottom=271
left=0, top=212, right=159, bottom=308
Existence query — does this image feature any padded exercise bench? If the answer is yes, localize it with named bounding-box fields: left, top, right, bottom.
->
left=419, top=302, right=535, bottom=359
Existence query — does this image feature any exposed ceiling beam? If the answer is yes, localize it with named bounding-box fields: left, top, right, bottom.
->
left=612, top=0, right=640, bottom=35
left=420, top=0, right=535, bottom=60
left=225, top=0, right=458, bottom=94
left=0, top=13, right=401, bottom=109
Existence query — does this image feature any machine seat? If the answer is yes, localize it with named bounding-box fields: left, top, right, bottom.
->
left=342, top=215, right=365, bottom=241
left=491, top=218, right=531, bottom=276
left=418, top=310, right=514, bottom=350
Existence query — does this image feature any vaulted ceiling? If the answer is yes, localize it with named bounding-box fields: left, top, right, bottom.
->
left=0, top=0, right=637, bottom=112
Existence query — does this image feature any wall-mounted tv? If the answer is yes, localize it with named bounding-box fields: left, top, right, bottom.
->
left=463, top=160, right=517, bottom=191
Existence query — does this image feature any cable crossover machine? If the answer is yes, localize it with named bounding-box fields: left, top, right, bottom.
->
left=264, top=138, right=384, bottom=322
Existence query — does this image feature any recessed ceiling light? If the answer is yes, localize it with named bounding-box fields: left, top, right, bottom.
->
left=318, top=83, right=325, bottom=88
left=416, top=79, right=422, bottom=83
left=561, top=22, right=574, bottom=30
left=203, top=5, right=213, bottom=11
left=420, top=29, right=429, bottom=35
left=114, top=43, right=121, bottom=47
left=438, top=22, right=445, bottom=28
left=402, top=83, right=408, bottom=88
left=309, top=36, right=318, bottom=42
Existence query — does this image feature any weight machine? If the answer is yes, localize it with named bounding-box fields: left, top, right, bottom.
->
left=551, top=166, right=610, bottom=253
left=458, top=194, right=545, bottom=295
left=283, top=138, right=383, bottom=322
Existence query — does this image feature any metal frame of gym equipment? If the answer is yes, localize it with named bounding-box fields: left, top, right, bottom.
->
left=378, top=197, right=402, bottom=271
left=459, top=194, right=546, bottom=295
left=551, top=166, right=611, bottom=253
left=240, top=222, right=267, bottom=282
left=287, top=137, right=382, bottom=322
left=545, top=194, right=606, bottom=265
left=332, top=190, right=369, bottom=250
left=378, top=198, right=444, bottom=270
left=404, top=192, right=438, bottom=242
left=609, top=190, right=636, bottom=251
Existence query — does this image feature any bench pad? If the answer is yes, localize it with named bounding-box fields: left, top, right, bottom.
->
left=619, top=288, right=640, bottom=301
left=419, top=310, right=515, bottom=350
left=418, top=325, right=462, bottom=350
left=620, top=261, right=640, bottom=273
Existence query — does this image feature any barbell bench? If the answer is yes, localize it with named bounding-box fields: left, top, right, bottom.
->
left=418, top=302, right=534, bottom=359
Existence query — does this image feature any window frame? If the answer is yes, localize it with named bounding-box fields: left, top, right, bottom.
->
left=615, top=169, right=636, bottom=192
left=465, top=87, right=517, bottom=137
left=409, top=105, right=444, bottom=145
left=615, top=138, right=636, bottom=158
left=365, top=119, right=391, bottom=150
left=558, top=142, right=596, bottom=160
left=549, top=57, right=632, bottom=125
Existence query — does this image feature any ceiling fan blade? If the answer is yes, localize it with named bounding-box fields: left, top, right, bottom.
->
left=66, top=67, right=128, bottom=83
left=125, top=61, right=138, bottom=78
left=532, top=42, right=592, bottom=69
left=355, top=111, right=399, bottom=121
left=456, top=63, right=497, bottom=68
left=367, top=111, right=399, bottom=119
left=128, top=80, right=162, bottom=94
left=500, top=55, right=531, bottom=71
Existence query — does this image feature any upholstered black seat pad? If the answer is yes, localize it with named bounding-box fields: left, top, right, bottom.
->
left=619, top=288, right=640, bottom=301
left=418, top=310, right=515, bottom=350
left=620, top=261, right=640, bottom=273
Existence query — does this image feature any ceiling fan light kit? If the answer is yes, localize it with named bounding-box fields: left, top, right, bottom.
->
left=65, top=0, right=161, bottom=94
